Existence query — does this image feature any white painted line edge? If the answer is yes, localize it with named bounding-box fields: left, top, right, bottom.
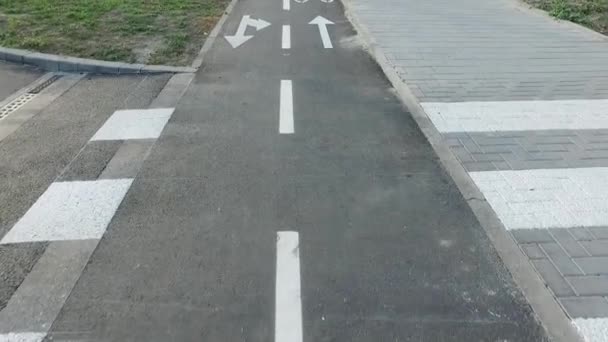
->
left=0, top=332, right=46, bottom=342
left=282, top=25, right=291, bottom=50
left=280, top=80, right=294, bottom=134
left=573, top=317, right=608, bottom=342
left=275, top=231, right=303, bottom=342
left=283, top=0, right=290, bottom=10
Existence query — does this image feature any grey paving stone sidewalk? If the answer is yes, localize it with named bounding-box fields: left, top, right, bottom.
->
left=514, top=228, right=608, bottom=318
left=348, top=0, right=608, bottom=102
left=445, top=130, right=608, bottom=171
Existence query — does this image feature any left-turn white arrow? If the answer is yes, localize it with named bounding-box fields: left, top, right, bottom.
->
left=309, top=16, right=334, bottom=49
left=225, top=15, right=271, bottom=48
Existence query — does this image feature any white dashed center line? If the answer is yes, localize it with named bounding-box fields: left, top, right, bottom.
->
left=282, top=25, right=291, bottom=49
left=275, top=231, right=303, bottom=342
left=283, top=0, right=290, bottom=11
left=280, top=80, right=294, bottom=134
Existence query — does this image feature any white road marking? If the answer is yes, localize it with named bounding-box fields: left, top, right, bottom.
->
left=1, top=179, right=133, bottom=243
left=280, top=80, right=294, bottom=134
left=283, top=0, right=290, bottom=10
left=574, top=318, right=608, bottom=342
left=294, top=0, right=309, bottom=3
left=225, top=15, right=271, bottom=48
left=470, top=168, right=608, bottom=230
left=275, top=231, right=303, bottom=342
left=282, top=25, right=291, bottom=49
left=91, top=108, right=174, bottom=141
left=0, top=333, right=46, bottom=342
left=421, top=99, right=608, bottom=133
left=320, top=0, right=334, bottom=3
left=309, top=16, right=334, bottom=49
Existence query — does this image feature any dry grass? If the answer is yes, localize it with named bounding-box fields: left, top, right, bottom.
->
left=525, top=0, right=608, bottom=35
left=0, top=0, right=229, bottom=66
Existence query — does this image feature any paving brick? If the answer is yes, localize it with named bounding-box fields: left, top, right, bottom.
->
left=532, top=259, right=576, bottom=297
left=559, top=296, right=608, bottom=318
left=471, top=153, right=504, bottom=162
left=567, top=276, right=608, bottom=296
left=541, top=243, right=584, bottom=276
left=521, top=243, right=546, bottom=259
left=512, top=229, right=554, bottom=243
left=462, top=161, right=496, bottom=172
left=589, top=227, right=608, bottom=240
left=479, top=145, right=514, bottom=154
left=550, top=229, right=590, bottom=257
left=450, top=146, right=474, bottom=163
left=443, top=130, right=608, bottom=171
left=491, top=161, right=511, bottom=170
left=580, top=240, right=608, bottom=256
left=570, top=228, right=595, bottom=241
left=574, top=257, right=608, bottom=275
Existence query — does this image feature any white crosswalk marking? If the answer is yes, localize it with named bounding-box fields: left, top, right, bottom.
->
left=470, top=168, right=608, bottom=230
left=275, top=231, right=303, bottom=342
left=422, top=99, right=608, bottom=133
left=91, top=108, right=175, bottom=141
left=1, top=179, right=133, bottom=243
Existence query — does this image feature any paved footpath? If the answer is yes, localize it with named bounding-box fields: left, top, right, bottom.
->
left=0, top=0, right=555, bottom=341
left=344, top=0, right=608, bottom=340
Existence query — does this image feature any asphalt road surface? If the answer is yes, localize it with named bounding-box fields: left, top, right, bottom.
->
left=0, top=0, right=548, bottom=341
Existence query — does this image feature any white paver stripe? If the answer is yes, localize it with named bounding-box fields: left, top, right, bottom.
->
left=280, top=80, right=294, bottom=134
left=574, top=318, right=608, bottom=342
left=275, top=231, right=303, bottom=342
left=1, top=179, right=133, bottom=244
left=0, top=333, right=45, bottom=342
left=91, top=108, right=174, bottom=141
left=470, top=168, right=608, bottom=230
left=421, top=100, right=608, bottom=133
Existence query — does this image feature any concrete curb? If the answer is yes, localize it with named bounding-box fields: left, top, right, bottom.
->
left=341, top=1, right=584, bottom=342
left=0, top=0, right=239, bottom=75
left=0, top=47, right=196, bottom=75
left=191, top=0, right=240, bottom=69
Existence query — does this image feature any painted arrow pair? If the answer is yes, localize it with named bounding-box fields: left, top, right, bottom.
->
left=225, top=15, right=272, bottom=48
left=224, top=15, right=334, bottom=49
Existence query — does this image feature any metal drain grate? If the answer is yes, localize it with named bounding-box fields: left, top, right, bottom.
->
left=0, top=93, right=37, bottom=120
left=0, top=74, right=62, bottom=121
left=28, top=75, right=62, bottom=94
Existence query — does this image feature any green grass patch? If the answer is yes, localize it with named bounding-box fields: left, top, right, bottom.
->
left=0, top=0, right=229, bottom=65
left=525, top=0, right=608, bottom=34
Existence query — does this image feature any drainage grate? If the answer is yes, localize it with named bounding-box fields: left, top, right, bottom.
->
left=0, top=74, right=62, bottom=121
left=28, top=75, right=62, bottom=94
left=0, top=94, right=37, bottom=120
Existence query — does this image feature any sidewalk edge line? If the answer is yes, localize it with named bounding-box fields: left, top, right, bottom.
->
left=341, top=1, right=583, bottom=342
left=0, top=47, right=196, bottom=75
left=191, top=0, right=240, bottom=69
left=34, top=72, right=192, bottom=336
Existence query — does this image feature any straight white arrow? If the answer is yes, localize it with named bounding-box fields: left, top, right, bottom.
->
left=309, top=16, right=334, bottom=49
left=225, top=15, right=271, bottom=48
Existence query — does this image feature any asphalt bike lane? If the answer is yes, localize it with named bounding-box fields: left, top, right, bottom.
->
left=45, top=0, right=548, bottom=340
